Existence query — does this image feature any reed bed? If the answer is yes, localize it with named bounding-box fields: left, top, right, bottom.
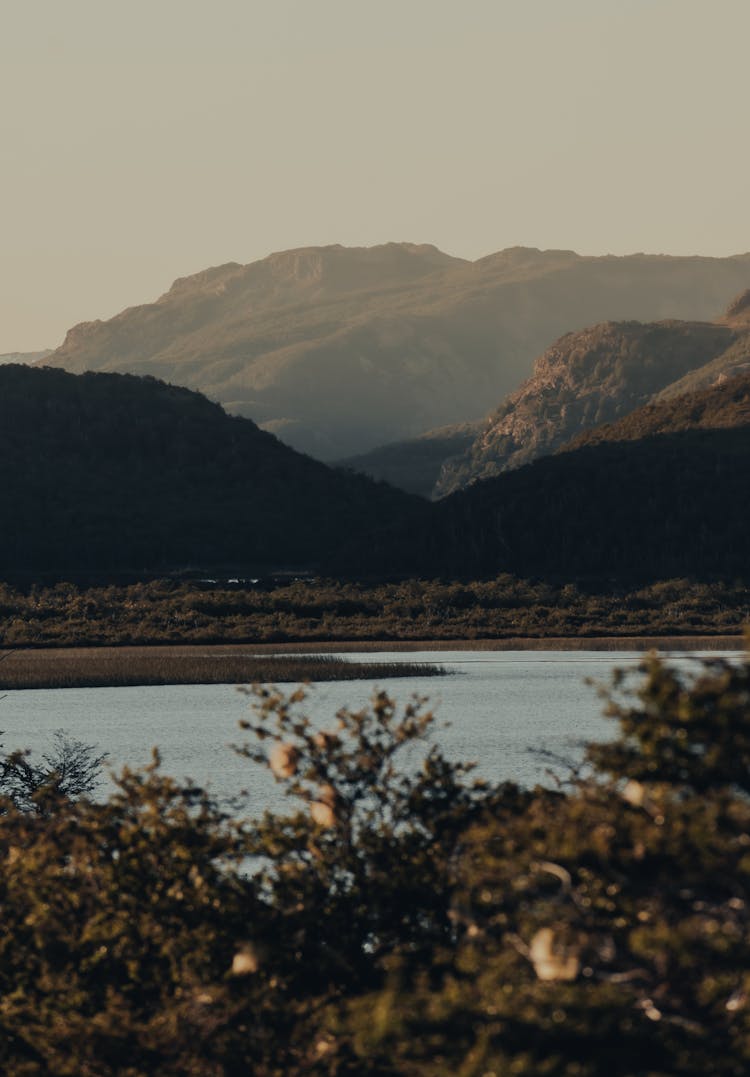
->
left=0, top=650, right=446, bottom=690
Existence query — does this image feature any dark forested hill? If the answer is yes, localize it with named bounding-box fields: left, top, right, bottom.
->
left=374, top=423, right=750, bottom=583
left=5, top=364, right=750, bottom=586
left=0, top=365, right=425, bottom=574
left=45, top=244, right=750, bottom=459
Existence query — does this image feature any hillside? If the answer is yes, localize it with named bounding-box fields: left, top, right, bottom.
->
left=390, top=423, right=750, bottom=582
left=565, top=369, right=750, bottom=449
left=0, top=350, right=51, bottom=365
left=46, top=243, right=750, bottom=459
left=336, top=420, right=482, bottom=498
left=436, top=320, right=739, bottom=495
left=651, top=288, right=750, bottom=402
left=0, top=365, right=425, bottom=575
left=724, top=287, right=750, bottom=328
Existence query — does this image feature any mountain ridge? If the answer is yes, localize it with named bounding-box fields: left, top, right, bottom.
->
left=46, top=243, right=750, bottom=459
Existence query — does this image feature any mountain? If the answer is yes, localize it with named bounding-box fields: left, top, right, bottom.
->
left=435, top=320, right=740, bottom=495
left=46, top=244, right=750, bottom=459
left=0, top=365, right=425, bottom=575
left=436, top=284, right=750, bottom=497
left=335, top=420, right=483, bottom=498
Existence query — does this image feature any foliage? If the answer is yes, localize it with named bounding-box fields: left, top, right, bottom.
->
left=235, top=686, right=498, bottom=989
left=1, top=574, right=748, bottom=648
left=1, top=653, right=750, bottom=1073
left=0, top=761, right=259, bottom=1076
left=350, top=653, right=750, bottom=1075
left=0, top=729, right=107, bottom=812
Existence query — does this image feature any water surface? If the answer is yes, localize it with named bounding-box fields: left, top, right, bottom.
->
left=0, top=650, right=729, bottom=812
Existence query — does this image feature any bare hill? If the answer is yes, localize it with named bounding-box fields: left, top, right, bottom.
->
left=46, top=244, right=750, bottom=459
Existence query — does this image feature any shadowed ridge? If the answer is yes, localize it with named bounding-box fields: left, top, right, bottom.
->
left=0, top=363, right=426, bottom=575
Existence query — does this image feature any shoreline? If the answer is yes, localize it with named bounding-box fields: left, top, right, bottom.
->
left=217, top=634, right=746, bottom=654
left=1, top=633, right=743, bottom=664
left=1, top=635, right=743, bottom=662
left=1, top=637, right=742, bottom=690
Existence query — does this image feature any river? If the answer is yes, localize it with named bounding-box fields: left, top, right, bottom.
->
left=0, top=649, right=731, bottom=813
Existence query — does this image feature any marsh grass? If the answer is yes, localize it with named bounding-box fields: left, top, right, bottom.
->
left=0, top=649, right=446, bottom=690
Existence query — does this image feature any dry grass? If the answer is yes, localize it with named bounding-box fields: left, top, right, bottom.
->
left=0, top=649, right=446, bottom=690
left=0, top=635, right=739, bottom=689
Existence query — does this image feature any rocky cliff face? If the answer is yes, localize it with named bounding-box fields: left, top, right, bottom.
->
left=435, top=320, right=738, bottom=495
left=45, top=243, right=750, bottom=460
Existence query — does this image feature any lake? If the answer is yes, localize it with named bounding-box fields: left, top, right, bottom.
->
left=0, top=649, right=732, bottom=813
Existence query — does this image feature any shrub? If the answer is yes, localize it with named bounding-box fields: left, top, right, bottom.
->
left=0, top=653, right=748, bottom=1074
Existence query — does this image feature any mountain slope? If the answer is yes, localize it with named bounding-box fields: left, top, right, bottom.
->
left=565, top=369, right=750, bottom=450
left=366, top=362, right=750, bottom=580
left=0, top=350, right=51, bottom=365
left=0, top=365, right=425, bottom=574
left=336, top=420, right=483, bottom=498
left=46, top=244, right=750, bottom=459
left=436, top=320, right=739, bottom=495
left=651, top=289, right=750, bottom=402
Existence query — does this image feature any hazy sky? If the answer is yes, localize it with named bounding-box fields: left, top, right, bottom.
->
left=2, top=0, right=749, bottom=351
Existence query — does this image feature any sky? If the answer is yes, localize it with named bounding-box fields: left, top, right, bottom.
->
left=2, top=0, right=749, bottom=351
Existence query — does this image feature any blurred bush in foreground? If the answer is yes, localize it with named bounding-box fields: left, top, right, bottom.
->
left=1, top=653, right=749, bottom=1075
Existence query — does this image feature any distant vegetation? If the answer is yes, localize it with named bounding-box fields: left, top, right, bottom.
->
left=1, top=576, right=747, bottom=648
left=1, top=653, right=749, bottom=1074
left=45, top=242, right=750, bottom=459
